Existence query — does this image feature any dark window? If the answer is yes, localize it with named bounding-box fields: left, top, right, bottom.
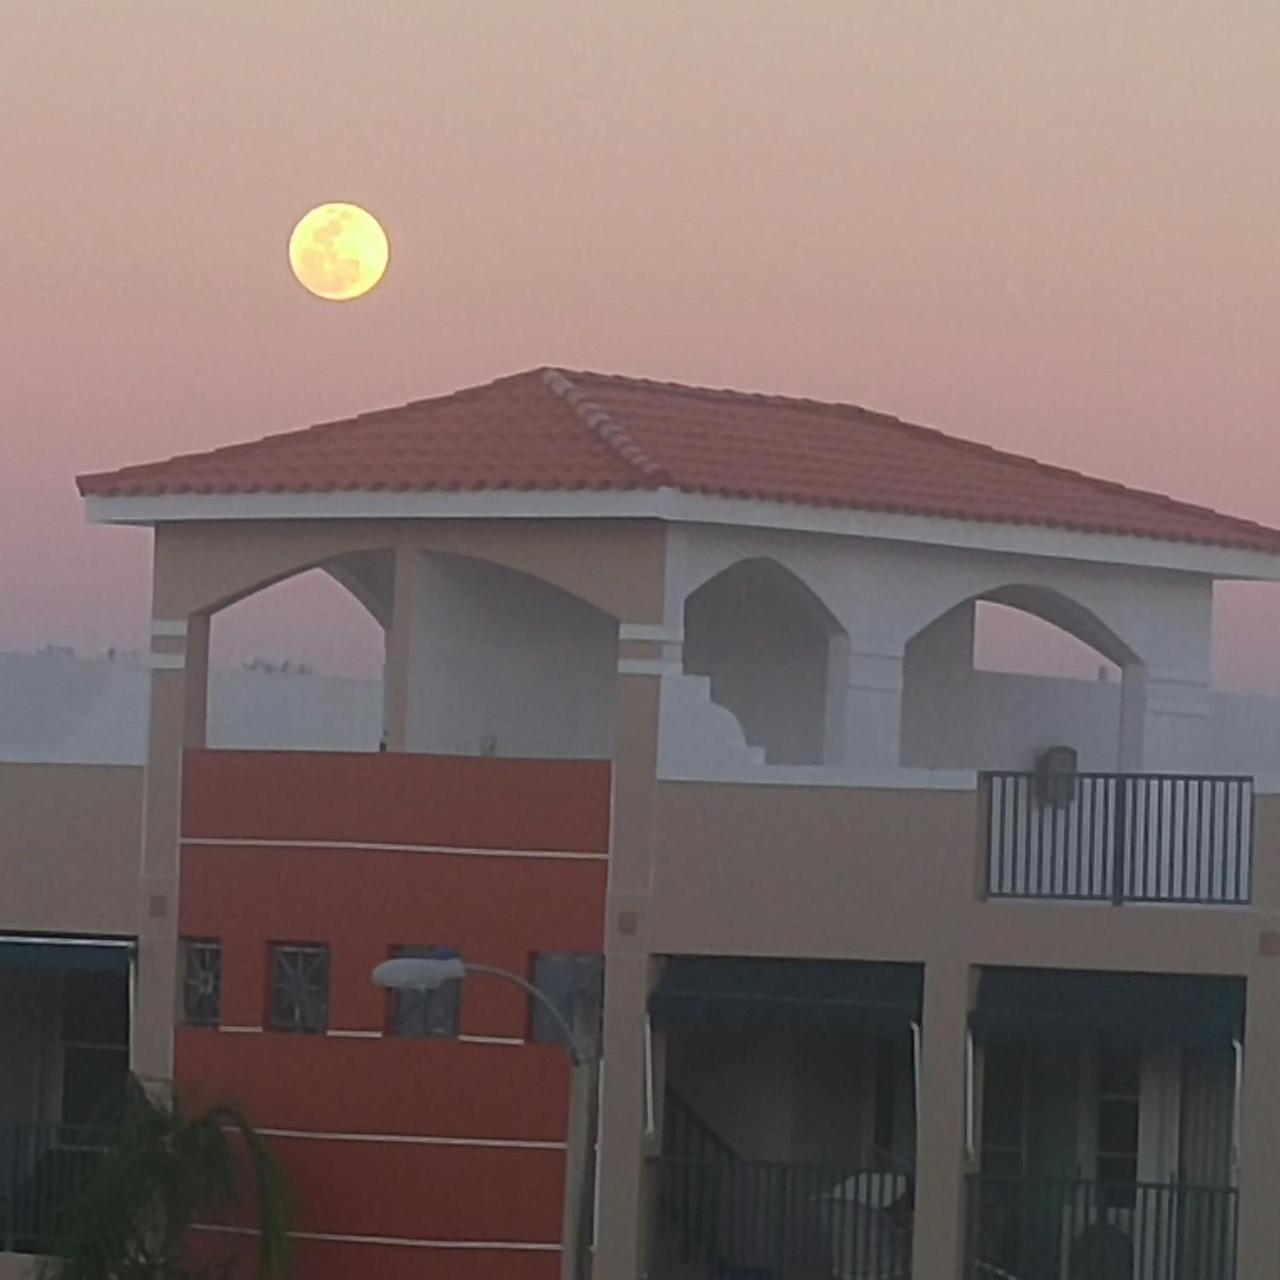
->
left=61, top=971, right=130, bottom=1124
left=181, top=939, right=222, bottom=1027
left=268, top=944, right=330, bottom=1034
left=1096, top=1045, right=1141, bottom=1208
left=873, top=1036, right=897, bottom=1164
left=981, top=1042, right=1029, bottom=1179
left=531, top=952, right=603, bottom=1056
left=387, top=946, right=461, bottom=1038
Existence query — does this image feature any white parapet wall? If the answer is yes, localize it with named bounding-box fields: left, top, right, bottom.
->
left=0, top=650, right=383, bottom=764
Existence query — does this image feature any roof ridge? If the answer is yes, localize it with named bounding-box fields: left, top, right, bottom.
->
left=541, top=369, right=673, bottom=488
left=564, top=368, right=1274, bottom=539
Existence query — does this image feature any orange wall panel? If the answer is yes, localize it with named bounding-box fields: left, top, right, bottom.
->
left=176, top=1031, right=573, bottom=1143
left=182, top=750, right=611, bottom=852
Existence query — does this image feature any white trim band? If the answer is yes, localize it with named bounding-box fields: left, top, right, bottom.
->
left=182, top=837, right=607, bottom=862
left=150, top=619, right=189, bottom=639
left=258, top=1128, right=565, bottom=1151
left=147, top=653, right=186, bottom=671
left=218, top=1025, right=264, bottom=1034
left=85, top=488, right=1280, bottom=581
left=618, top=658, right=681, bottom=677
left=326, top=1029, right=383, bottom=1040
left=619, top=622, right=683, bottom=644
left=459, top=1033, right=526, bottom=1047
left=195, top=1224, right=559, bottom=1252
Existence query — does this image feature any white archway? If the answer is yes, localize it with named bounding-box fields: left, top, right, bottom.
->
left=683, top=558, right=847, bottom=765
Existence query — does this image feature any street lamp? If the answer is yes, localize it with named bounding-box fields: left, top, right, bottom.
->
left=371, top=954, right=588, bottom=1066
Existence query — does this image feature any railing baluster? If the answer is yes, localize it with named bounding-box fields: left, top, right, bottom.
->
left=963, top=1174, right=1238, bottom=1280
left=981, top=772, right=1253, bottom=909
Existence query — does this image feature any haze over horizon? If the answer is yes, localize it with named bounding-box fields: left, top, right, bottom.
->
left=4, top=2, right=1280, bottom=688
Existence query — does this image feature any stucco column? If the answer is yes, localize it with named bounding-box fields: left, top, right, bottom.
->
left=182, top=613, right=211, bottom=749
left=842, top=642, right=906, bottom=769
left=1237, top=947, right=1280, bottom=1272
left=911, top=959, right=974, bottom=1280
left=1118, top=664, right=1147, bottom=770
left=132, top=613, right=205, bottom=1082
left=382, top=548, right=420, bottom=752
left=1142, top=674, right=1212, bottom=772
left=593, top=649, right=663, bottom=1280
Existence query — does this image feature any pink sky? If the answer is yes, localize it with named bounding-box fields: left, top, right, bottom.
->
left=4, top=3, right=1280, bottom=687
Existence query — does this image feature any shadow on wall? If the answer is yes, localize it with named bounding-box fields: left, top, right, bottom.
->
left=684, top=558, right=845, bottom=766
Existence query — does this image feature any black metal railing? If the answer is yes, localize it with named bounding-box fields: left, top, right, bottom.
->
left=664, top=1088, right=741, bottom=1166
left=1, top=1124, right=110, bottom=1255
left=654, top=1156, right=913, bottom=1279
left=966, top=1174, right=1238, bottom=1280
left=984, top=773, right=1253, bottom=905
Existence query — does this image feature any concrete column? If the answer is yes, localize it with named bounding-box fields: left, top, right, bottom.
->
left=842, top=644, right=906, bottom=769
left=1118, top=664, right=1147, bottom=771
left=132, top=613, right=202, bottom=1083
left=1236, top=956, right=1280, bottom=1273
left=382, top=548, right=420, bottom=752
left=593, top=669, right=662, bottom=1280
left=182, top=613, right=211, bottom=749
left=912, top=959, right=974, bottom=1280
left=1142, top=675, right=1212, bottom=772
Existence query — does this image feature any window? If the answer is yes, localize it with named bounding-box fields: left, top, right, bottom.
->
left=981, top=1043, right=1029, bottom=1179
left=62, top=971, right=130, bottom=1124
left=387, top=946, right=461, bottom=1038
left=532, top=953, right=603, bottom=1056
left=1096, top=1044, right=1141, bottom=1207
left=873, top=1036, right=898, bottom=1167
left=268, top=944, right=330, bottom=1034
left=181, top=939, right=222, bottom=1027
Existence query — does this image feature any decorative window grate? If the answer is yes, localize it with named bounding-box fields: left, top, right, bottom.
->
left=387, top=946, right=462, bottom=1038
left=181, top=939, right=222, bottom=1028
left=532, top=952, right=603, bottom=1056
left=269, top=944, right=330, bottom=1034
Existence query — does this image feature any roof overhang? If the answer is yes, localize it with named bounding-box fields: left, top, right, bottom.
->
left=84, top=487, right=1280, bottom=581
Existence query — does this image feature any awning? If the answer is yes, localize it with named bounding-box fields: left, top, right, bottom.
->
left=649, top=957, right=922, bottom=1036
left=970, top=968, right=1245, bottom=1047
left=0, top=937, right=134, bottom=975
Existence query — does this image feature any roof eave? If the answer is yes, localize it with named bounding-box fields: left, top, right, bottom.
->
left=82, top=488, right=1280, bottom=582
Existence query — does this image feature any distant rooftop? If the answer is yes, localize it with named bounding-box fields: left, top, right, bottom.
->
left=78, top=368, right=1280, bottom=554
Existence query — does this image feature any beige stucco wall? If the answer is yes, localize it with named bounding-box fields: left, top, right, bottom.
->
left=650, top=782, right=1275, bottom=974
left=0, top=763, right=142, bottom=938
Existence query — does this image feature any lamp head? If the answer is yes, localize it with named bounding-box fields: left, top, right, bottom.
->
left=371, top=956, right=466, bottom=992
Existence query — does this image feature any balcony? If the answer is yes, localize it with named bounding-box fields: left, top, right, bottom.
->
left=652, top=1094, right=914, bottom=1280
left=983, top=774, right=1253, bottom=906
left=965, top=1174, right=1237, bottom=1280
left=1, top=1124, right=109, bottom=1256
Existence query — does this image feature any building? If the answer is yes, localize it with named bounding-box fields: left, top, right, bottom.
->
left=6, top=366, right=1280, bottom=1279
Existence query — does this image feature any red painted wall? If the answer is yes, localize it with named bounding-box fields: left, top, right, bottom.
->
left=176, top=751, right=610, bottom=1280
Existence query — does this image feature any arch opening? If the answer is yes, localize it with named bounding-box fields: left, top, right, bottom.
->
left=205, top=563, right=387, bottom=753
left=683, top=558, right=846, bottom=766
left=901, top=586, right=1138, bottom=772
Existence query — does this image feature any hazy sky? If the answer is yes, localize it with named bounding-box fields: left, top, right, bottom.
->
left=4, top=2, right=1280, bottom=686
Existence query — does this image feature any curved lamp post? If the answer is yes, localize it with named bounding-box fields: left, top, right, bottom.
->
left=371, top=955, right=588, bottom=1066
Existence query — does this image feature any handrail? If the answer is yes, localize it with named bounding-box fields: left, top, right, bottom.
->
left=982, top=772, right=1253, bottom=906
left=662, top=1089, right=740, bottom=1163
left=966, top=1172, right=1238, bottom=1280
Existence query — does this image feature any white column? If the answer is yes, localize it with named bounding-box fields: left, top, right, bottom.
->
left=841, top=643, right=906, bottom=769
left=1118, top=664, right=1147, bottom=771
left=1142, top=674, right=1212, bottom=772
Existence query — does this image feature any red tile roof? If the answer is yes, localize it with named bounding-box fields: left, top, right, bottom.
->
left=78, top=368, right=1280, bottom=553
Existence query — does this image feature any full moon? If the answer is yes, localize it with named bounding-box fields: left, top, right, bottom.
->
left=288, top=203, right=390, bottom=301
